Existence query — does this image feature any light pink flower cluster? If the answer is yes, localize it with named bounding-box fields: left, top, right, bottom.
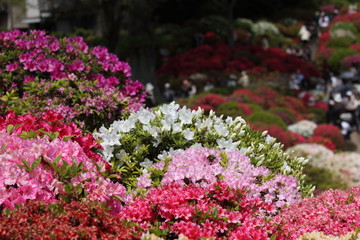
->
left=138, top=147, right=301, bottom=210
left=0, top=130, right=126, bottom=210
left=120, top=182, right=276, bottom=239
left=0, top=29, right=146, bottom=130
left=271, top=187, right=360, bottom=239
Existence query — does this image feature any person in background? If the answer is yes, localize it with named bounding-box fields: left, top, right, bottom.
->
left=179, top=79, right=197, bottom=98
left=163, top=82, right=175, bottom=103
left=298, top=25, right=311, bottom=45
left=238, top=71, right=250, bottom=87
left=145, top=83, right=155, bottom=107
left=318, top=11, right=330, bottom=31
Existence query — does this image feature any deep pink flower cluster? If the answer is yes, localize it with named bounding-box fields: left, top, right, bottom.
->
left=305, top=136, right=336, bottom=151
left=138, top=148, right=301, bottom=210
left=120, top=182, right=276, bottom=239
left=254, top=124, right=305, bottom=149
left=0, top=110, right=104, bottom=164
left=156, top=42, right=320, bottom=78
left=0, top=30, right=146, bottom=130
left=342, top=54, right=360, bottom=68
left=197, top=94, right=227, bottom=108
left=0, top=129, right=126, bottom=210
left=314, top=124, right=345, bottom=149
left=271, top=187, right=360, bottom=239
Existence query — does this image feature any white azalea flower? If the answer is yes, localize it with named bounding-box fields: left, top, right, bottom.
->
left=183, top=128, right=195, bottom=140
left=172, top=122, right=182, bottom=133
left=214, top=123, right=229, bottom=137
left=113, top=116, right=137, bottom=133
left=190, top=143, right=203, bottom=149
left=140, top=158, right=153, bottom=168
left=178, top=107, right=193, bottom=124
left=216, top=138, right=239, bottom=150
left=161, top=115, right=174, bottom=132
left=265, top=135, right=275, bottom=144
left=282, top=162, right=291, bottom=173
left=159, top=101, right=179, bottom=119
left=157, top=148, right=184, bottom=160
left=135, top=108, right=155, bottom=125
left=143, top=125, right=159, bottom=138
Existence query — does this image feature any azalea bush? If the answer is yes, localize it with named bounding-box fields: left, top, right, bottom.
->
left=95, top=102, right=314, bottom=196
left=0, top=29, right=146, bottom=131
left=0, top=200, right=140, bottom=240
left=286, top=144, right=360, bottom=189
left=0, top=111, right=126, bottom=212
left=156, top=42, right=320, bottom=79
left=120, top=182, right=277, bottom=239
left=271, top=187, right=360, bottom=239
left=313, top=124, right=345, bottom=149
left=287, top=120, right=317, bottom=138
left=137, top=147, right=301, bottom=210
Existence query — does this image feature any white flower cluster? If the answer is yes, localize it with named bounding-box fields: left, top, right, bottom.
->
left=94, top=102, right=312, bottom=195
left=287, top=120, right=317, bottom=138
left=286, top=143, right=332, bottom=169
left=288, top=143, right=360, bottom=187
left=251, top=21, right=280, bottom=36
left=95, top=102, right=246, bottom=162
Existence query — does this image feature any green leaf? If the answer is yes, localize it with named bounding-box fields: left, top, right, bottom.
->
left=20, top=158, right=31, bottom=170
left=48, top=132, right=59, bottom=140
left=31, top=157, right=42, bottom=171
left=111, top=195, right=124, bottom=202
left=53, top=154, right=62, bottom=168
left=6, top=125, right=15, bottom=134
left=62, top=135, right=75, bottom=142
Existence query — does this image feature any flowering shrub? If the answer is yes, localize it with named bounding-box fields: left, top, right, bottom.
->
left=254, top=86, right=281, bottom=109
left=271, top=187, right=360, bottom=239
left=328, top=152, right=360, bottom=187
left=138, top=147, right=301, bottom=210
left=216, top=101, right=245, bottom=118
left=299, top=231, right=360, bottom=240
left=269, top=107, right=296, bottom=125
left=156, top=43, right=320, bottom=78
left=305, top=136, right=336, bottom=151
left=251, top=21, right=280, bottom=36
left=120, top=182, right=277, bottom=239
left=197, top=94, right=227, bottom=108
left=247, top=111, right=287, bottom=130
left=0, top=30, right=146, bottom=131
left=258, top=125, right=305, bottom=149
left=231, top=88, right=262, bottom=103
left=0, top=110, right=104, bottom=163
left=0, top=129, right=127, bottom=210
left=313, top=124, right=344, bottom=149
left=0, top=200, right=139, bottom=239
left=237, top=102, right=253, bottom=116
left=287, top=120, right=317, bottom=138
left=286, top=143, right=334, bottom=169
left=342, top=54, right=360, bottom=68
left=94, top=102, right=313, bottom=196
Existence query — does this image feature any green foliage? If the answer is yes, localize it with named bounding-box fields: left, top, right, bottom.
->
left=234, top=18, right=254, bottom=32
left=307, top=107, right=327, bottom=124
left=216, top=101, right=244, bottom=118
left=331, top=22, right=359, bottom=34
left=247, top=110, right=287, bottom=129
left=208, top=86, right=240, bottom=95
left=246, top=103, right=263, bottom=112
left=269, top=107, right=297, bottom=125
left=327, top=37, right=354, bottom=48
left=328, top=48, right=358, bottom=71
left=303, top=164, right=348, bottom=191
